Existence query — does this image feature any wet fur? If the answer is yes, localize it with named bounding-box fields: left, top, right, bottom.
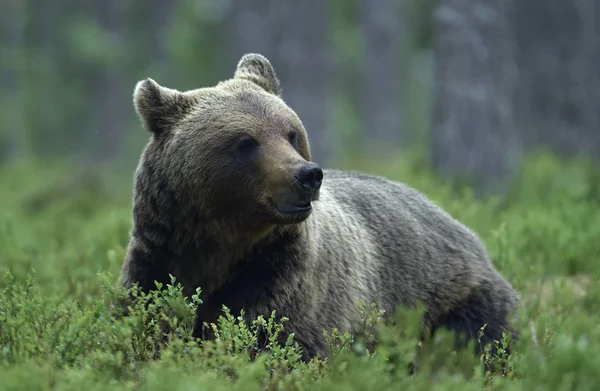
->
left=120, top=54, right=519, bottom=363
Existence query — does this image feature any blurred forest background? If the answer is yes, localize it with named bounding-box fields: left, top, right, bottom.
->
left=2, top=2, right=600, bottom=388
left=1, top=0, right=599, bottom=196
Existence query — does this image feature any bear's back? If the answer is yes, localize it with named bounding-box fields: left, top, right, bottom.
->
left=307, top=169, right=499, bottom=313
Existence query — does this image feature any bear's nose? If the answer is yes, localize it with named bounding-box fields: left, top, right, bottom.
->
left=296, top=163, right=323, bottom=192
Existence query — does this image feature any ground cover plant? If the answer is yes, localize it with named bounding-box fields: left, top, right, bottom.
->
left=1, top=151, right=600, bottom=390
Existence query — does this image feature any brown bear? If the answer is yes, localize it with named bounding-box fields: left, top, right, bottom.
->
left=119, top=53, right=519, bottom=363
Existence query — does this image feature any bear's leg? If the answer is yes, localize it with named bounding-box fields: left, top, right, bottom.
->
left=423, top=281, right=518, bottom=374
left=446, top=283, right=516, bottom=373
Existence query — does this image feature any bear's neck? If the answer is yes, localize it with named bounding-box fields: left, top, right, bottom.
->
left=164, top=219, right=301, bottom=298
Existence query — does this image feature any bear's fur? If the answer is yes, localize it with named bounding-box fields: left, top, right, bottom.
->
left=120, top=53, right=519, bottom=362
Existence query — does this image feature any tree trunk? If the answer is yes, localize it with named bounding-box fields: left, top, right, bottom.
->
left=431, top=0, right=519, bottom=196
left=27, top=0, right=66, bottom=156
left=227, top=0, right=334, bottom=166
left=226, top=0, right=272, bottom=67
left=89, top=0, right=127, bottom=161
left=0, top=0, right=26, bottom=161
left=146, top=0, right=177, bottom=80
left=512, top=0, right=600, bottom=159
left=359, top=0, right=405, bottom=155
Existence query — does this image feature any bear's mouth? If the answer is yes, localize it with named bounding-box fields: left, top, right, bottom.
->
left=274, top=200, right=312, bottom=214
left=268, top=197, right=313, bottom=219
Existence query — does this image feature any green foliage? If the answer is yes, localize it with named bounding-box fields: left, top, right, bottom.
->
left=1, top=151, right=600, bottom=389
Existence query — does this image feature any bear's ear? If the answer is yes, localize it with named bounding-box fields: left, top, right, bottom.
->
left=233, top=53, right=282, bottom=96
left=133, top=78, right=196, bottom=136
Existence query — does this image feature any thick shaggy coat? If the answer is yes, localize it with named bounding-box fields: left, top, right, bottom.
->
left=120, top=53, right=519, bottom=361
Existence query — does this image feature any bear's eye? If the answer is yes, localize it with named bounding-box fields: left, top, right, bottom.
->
left=288, top=129, right=297, bottom=145
left=236, top=136, right=258, bottom=154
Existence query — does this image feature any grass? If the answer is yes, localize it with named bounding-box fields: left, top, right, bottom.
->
left=1, top=150, right=600, bottom=390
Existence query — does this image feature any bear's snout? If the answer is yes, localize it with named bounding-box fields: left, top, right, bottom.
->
left=295, top=163, right=323, bottom=194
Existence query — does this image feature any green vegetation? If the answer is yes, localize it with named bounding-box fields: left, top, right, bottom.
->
left=2, top=151, right=600, bottom=390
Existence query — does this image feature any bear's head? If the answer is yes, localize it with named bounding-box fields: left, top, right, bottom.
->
left=132, top=54, right=323, bottom=245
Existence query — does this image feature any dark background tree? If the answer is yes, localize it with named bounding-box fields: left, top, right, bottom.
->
left=512, top=0, right=600, bottom=159
left=359, top=0, right=405, bottom=156
left=0, top=0, right=26, bottom=161
left=430, top=0, right=520, bottom=196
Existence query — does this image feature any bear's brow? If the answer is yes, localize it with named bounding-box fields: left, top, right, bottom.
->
left=233, top=91, right=275, bottom=118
